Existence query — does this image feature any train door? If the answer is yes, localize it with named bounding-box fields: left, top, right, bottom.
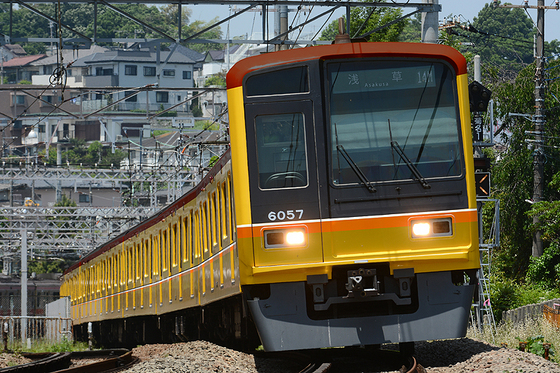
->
left=244, top=100, right=323, bottom=266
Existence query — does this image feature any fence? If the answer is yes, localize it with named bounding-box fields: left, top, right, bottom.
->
left=0, top=316, right=72, bottom=349
left=502, top=298, right=560, bottom=324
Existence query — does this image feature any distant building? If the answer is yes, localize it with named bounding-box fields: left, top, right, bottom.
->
left=0, top=273, right=61, bottom=317
left=2, top=54, right=47, bottom=83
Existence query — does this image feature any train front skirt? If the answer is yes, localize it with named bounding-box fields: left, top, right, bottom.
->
left=246, top=271, right=475, bottom=351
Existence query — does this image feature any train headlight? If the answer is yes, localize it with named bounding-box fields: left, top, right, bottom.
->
left=411, top=218, right=452, bottom=238
left=264, top=228, right=307, bottom=248
left=412, top=222, right=431, bottom=237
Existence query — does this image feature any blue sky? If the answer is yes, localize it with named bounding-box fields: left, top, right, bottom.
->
left=192, top=1, right=560, bottom=42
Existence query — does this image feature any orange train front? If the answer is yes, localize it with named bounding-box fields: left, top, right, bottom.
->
left=227, top=42, right=479, bottom=351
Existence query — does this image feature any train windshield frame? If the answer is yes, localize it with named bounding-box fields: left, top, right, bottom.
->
left=326, top=58, right=464, bottom=188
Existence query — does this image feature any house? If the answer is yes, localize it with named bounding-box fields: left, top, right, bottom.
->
left=1, top=44, right=27, bottom=61
left=2, top=55, right=47, bottom=84
left=72, top=48, right=197, bottom=114
left=0, top=179, right=124, bottom=208
left=31, top=45, right=108, bottom=87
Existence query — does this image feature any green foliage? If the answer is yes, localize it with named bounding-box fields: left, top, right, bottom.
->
left=320, top=0, right=405, bottom=42
left=18, top=80, right=32, bottom=85
left=490, top=276, right=560, bottom=322
left=0, top=3, right=221, bottom=51
left=181, top=18, right=223, bottom=53
left=194, top=120, right=218, bottom=130
left=61, top=139, right=126, bottom=167
left=28, top=259, right=67, bottom=274
left=489, top=276, right=520, bottom=322
left=398, top=13, right=421, bottom=43
left=55, top=194, right=76, bottom=208
left=208, top=155, right=219, bottom=168
left=469, top=1, right=535, bottom=70
left=204, top=74, right=226, bottom=88
left=484, top=58, right=560, bottom=282
left=517, top=335, right=555, bottom=360
left=13, top=338, right=89, bottom=353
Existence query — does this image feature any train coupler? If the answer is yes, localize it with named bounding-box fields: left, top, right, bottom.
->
left=345, top=268, right=379, bottom=298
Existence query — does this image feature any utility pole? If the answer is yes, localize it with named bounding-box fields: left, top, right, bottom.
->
left=533, top=0, right=545, bottom=257
left=496, top=0, right=558, bottom=257
left=421, top=0, right=439, bottom=43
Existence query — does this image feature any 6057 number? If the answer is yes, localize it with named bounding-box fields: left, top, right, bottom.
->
left=268, top=209, right=304, bottom=221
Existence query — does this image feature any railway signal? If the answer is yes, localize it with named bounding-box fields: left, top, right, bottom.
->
left=475, top=172, right=490, bottom=198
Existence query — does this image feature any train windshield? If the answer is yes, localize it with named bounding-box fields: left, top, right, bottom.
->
left=327, top=60, right=462, bottom=187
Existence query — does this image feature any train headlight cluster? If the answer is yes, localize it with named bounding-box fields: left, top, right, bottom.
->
left=411, top=218, right=453, bottom=238
left=264, top=228, right=307, bottom=248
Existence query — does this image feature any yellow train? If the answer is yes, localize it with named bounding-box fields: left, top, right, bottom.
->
left=61, top=41, right=479, bottom=351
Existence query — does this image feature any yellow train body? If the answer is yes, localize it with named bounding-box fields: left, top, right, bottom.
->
left=62, top=42, right=479, bottom=351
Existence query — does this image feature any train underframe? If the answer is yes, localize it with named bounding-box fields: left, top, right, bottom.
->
left=244, top=265, right=478, bottom=351
left=74, top=295, right=260, bottom=350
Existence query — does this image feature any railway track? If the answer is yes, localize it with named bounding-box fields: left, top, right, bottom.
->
left=0, top=349, right=138, bottom=373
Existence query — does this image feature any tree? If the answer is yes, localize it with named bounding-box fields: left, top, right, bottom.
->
left=320, top=0, right=405, bottom=42
left=486, top=58, right=560, bottom=284
left=453, top=2, right=559, bottom=72
left=204, top=73, right=226, bottom=87
left=181, top=18, right=223, bottom=53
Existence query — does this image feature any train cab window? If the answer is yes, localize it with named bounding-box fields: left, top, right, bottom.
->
left=255, top=113, right=308, bottom=189
left=245, top=66, right=308, bottom=96
left=327, top=60, right=462, bottom=186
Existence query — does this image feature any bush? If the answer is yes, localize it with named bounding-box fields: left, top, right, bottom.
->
left=527, top=242, right=560, bottom=290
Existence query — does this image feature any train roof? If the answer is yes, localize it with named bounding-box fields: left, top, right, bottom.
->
left=226, top=42, right=467, bottom=90
left=64, top=148, right=231, bottom=275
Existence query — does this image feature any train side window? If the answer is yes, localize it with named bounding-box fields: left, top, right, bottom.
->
left=172, top=223, right=178, bottom=269
left=194, top=210, right=201, bottom=261
left=211, top=192, right=220, bottom=253
left=137, top=242, right=141, bottom=282
left=153, top=234, right=160, bottom=276
left=182, top=215, right=189, bottom=266
left=145, top=238, right=151, bottom=281
left=220, top=182, right=227, bottom=242
left=228, top=173, right=236, bottom=239
left=245, top=66, right=308, bottom=96
left=202, top=202, right=209, bottom=257
left=255, top=113, right=308, bottom=190
left=161, top=228, right=167, bottom=272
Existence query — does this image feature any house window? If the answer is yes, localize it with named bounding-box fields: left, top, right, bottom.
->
left=125, top=65, right=137, bottom=76
left=43, top=95, right=54, bottom=103
left=144, top=66, right=156, bottom=76
left=12, top=95, right=25, bottom=105
left=156, top=92, right=169, bottom=103
left=38, top=124, right=45, bottom=133
left=79, top=194, right=90, bottom=203
left=182, top=71, right=191, bottom=80
left=163, top=69, right=175, bottom=77
left=125, top=91, right=137, bottom=102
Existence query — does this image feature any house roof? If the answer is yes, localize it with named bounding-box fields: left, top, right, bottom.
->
left=30, top=46, right=108, bottom=67
left=172, top=44, right=205, bottom=63
left=2, top=54, right=47, bottom=67
left=4, top=44, right=27, bottom=58
left=76, top=49, right=196, bottom=65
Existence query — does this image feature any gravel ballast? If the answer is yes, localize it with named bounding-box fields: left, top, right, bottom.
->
left=121, top=338, right=560, bottom=373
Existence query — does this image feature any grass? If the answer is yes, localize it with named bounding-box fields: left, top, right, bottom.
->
left=10, top=338, right=89, bottom=353
left=467, top=316, right=559, bottom=362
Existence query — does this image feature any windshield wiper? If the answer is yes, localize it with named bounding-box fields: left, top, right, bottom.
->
left=390, top=141, right=431, bottom=189
left=336, top=145, right=376, bottom=193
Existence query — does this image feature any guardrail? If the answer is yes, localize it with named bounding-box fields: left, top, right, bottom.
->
left=0, top=316, right=73, bottom=349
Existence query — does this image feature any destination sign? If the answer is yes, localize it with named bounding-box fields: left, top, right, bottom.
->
left=331, top=65, right=438, bottom=94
